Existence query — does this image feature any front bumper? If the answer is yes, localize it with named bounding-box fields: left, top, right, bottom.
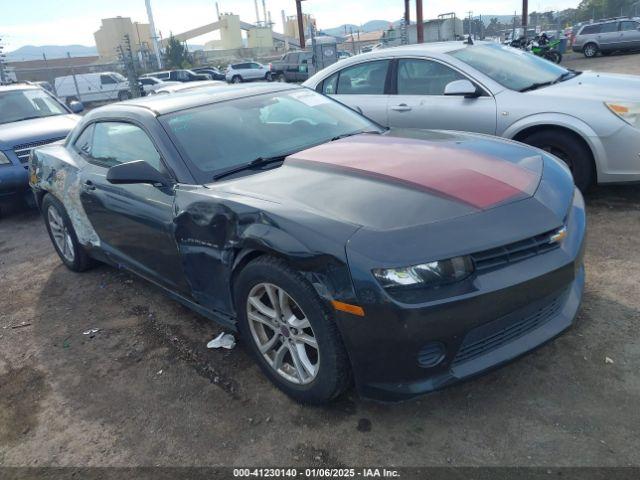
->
left=338, top=189, right=586, bottom=401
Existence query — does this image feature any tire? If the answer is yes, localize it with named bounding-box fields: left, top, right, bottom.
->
left=276, top=73, right=286, bottom=83
left=41, top=194, right=95, bottom=272
left=231, top=75, right=242, bottom=84
left=583, top=42, right=598, bottom=58
left=235, top=256, right=351, bottom=404
left=118, top=90, right=132, bottom=101
left=265, top=72, right=273, bottom=82
left=521, top=129, right=595, bottom=191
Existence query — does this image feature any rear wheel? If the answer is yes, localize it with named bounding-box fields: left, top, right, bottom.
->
left=42, top=194, right=95, bottom=272
left=521, top=129, right=595, bottom=191
left=276, top=73, right=286, bottom=82
left=231, top=75, right=242, bottom=84
left=235, top=256, right=351, bottom=404
left=545, top=51, right=562, bottom=64
left=583, top=42, right=598, bottom=58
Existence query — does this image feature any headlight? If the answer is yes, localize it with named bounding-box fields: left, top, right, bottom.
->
left=0, top=151, right=11, bottom=165
left=605, top=102, right=640, bottom=129
left=373, top=256, right=474, bottom=290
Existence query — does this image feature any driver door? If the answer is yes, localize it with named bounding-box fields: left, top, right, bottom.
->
left=388, top=58, right=497, bottom=135
left=74, top=120, right=189, bottom=293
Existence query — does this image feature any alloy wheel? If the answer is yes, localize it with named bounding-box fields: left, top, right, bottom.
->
left=584, top=44, right=597, bottom=57
left=247, top=283, right=319, bottom=385
left=47, top=206, right=75, bottom=262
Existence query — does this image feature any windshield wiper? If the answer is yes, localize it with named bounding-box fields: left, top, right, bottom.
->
left=330, top=129, right=385, bottom=142
left=212, top=154, right=287, bottom=181
left=520, top=70, right=582, bottom=93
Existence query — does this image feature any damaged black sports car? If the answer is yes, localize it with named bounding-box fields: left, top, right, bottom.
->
left=30, top=84, right=585, bottom=403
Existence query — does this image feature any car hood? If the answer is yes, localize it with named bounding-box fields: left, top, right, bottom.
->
left=528, top=71, right=640, bottom=102
left=0, top=114, right=78, bottom=149
left=215, top=129, right=547, bottom=233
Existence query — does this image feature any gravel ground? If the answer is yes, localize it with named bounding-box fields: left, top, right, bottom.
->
left=1, top=53, right=640, bottom=469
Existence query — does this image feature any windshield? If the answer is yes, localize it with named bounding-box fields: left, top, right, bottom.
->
left=161, top=89, right=379, bottom=182
left=449, top=43, right=570, bottom=91
left=0, top=89, right=68, bottom=125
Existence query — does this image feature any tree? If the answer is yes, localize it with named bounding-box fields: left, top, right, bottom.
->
left=163, top=35, right=191, bottom=69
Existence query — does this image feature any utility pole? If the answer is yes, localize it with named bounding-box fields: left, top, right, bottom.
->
left=0, top=38, right=6, bottom=85
left=416, top=0, right=424, bottom=43
left=522, top=0, right=529, bottom=37
left=296, top=0, right=305, bottom=48
left=282, top=10, right=289, bottom=51
left=66, top=52, right=82, bottom=102
left=145, top=0, right=162, bottom=70
left=404, top=0, right=410, bottom=25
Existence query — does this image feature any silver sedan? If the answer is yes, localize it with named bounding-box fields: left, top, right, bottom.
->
left=303, top=41, right=640, bottom=190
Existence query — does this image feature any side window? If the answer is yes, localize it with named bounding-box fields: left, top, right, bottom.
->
left=581, top=25, right=601, bottom=35
left=251, top=63, right=261, bottom=69
left=74, top=124, right=94, bottom=155
left=600, top=22, right=618, bottom=33
left=397, top=59, right=465, bottom=96
left=100, top=75, right=116, bottom=85
left=335, top=60, right=389, bottom=95
left=322, top=72, right=339, bottom=95
left=620, top=21, right=639, bottom=31
left=176, top=71, right=189, bottom=81
left=89, top=122, right=163, bottom=171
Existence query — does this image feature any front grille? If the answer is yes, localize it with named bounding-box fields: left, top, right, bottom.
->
left=452, top=294, right=563, bottom=366
left=13, top=137, right=66, bottom=163
left=471, top=229, right=562, bottom=272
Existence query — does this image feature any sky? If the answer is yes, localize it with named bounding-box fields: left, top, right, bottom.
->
left=1, top=0, right=580, bottom=52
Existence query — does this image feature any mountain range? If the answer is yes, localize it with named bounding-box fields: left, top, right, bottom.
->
left=320, top=20, right=400, bottom=37
left=5, top=45, right=98, bottom=62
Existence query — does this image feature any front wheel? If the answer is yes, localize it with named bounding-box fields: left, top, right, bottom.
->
left=231, top=75, right=242, bottom=84
left=235, top=256, right=351, bottom=404
left=42, top=194, right=95, bottom=272
left=522, top=130, right=595, bottom=191
left=265, top=72, right=273, bottom=82
left=276, top=73, right=286, bottom=83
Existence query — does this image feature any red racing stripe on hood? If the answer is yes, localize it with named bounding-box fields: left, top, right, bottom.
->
left=287, top=135, right=540, bottom=210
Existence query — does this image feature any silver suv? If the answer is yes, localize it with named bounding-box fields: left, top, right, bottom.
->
left=573, top=17, right=640, bottom=57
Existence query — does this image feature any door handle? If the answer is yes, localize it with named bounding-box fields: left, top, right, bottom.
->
left=83, top=180, right=96, bottom=191
left=391, top=104, right=412, bottom=112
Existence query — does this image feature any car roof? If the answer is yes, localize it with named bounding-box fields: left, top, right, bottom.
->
left=0, top=83, right=39, bottom=92
left=94, top=83, right=300, bottom=116
left=344, top=40, right=490, bottom=60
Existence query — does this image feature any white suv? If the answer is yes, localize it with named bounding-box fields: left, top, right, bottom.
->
left=225, top=62, right=272, bottom=83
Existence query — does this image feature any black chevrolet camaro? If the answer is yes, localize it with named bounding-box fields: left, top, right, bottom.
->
left=30, top=84, right=586, bottom=403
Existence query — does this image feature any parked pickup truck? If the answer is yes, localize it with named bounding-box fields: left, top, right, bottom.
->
left=270, top=51, right=314, bottom=82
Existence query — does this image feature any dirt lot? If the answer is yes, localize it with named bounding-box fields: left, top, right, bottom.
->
left=1, top=54, right=640, bottom=469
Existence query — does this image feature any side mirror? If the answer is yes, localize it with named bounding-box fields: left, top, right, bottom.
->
left=444, top=79, right=481, bottom=98
left=106, top=160, right=171, bottom=187
left=68, top=100, right=84, bottom=113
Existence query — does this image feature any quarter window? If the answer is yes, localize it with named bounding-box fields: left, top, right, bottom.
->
left=88, top=122, right=162, bottom=171
left=397, top=59, right=465, bottom=95
left=580, top=25, right=601, bottom=35
left=333, top=60, right=390, bottom=95
left=322, top=72, right=339, bottom=95
left=74, top=124, right=94, bottom=155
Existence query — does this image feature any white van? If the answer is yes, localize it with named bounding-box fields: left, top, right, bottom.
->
left=54, top=72, right=131, bottom=105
